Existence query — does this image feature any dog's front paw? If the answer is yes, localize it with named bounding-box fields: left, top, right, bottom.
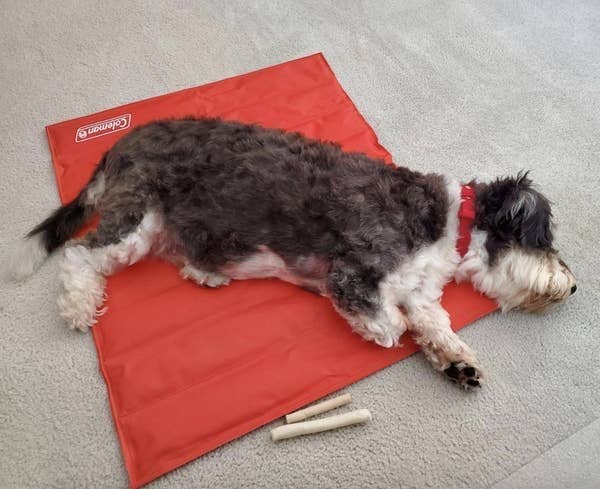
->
left=443, top=361, right=482, bottom=390
left=416, top=333, right=484, bottom=391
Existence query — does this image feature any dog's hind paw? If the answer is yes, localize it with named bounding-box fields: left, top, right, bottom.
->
left=180, top=264, right=231, bottom=288
left=58, top=246, right=107, bottom=332
left=57, top=290, right=105, bottom=332
left=444, top=361, right=483, bottom=391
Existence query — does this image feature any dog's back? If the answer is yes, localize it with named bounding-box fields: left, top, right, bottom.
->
left=114, top=119, right=446, bottom=268
left=25, top=118, right=445, bottom=274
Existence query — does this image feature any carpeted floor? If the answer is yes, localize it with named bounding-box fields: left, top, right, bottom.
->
left=1, top=1, right=599, bottom=488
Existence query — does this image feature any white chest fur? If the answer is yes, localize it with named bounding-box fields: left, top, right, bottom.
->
left=380, top=178, right=462, bottom=310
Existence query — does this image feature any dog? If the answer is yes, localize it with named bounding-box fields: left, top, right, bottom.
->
left=5, top=117, right=577, bottom=389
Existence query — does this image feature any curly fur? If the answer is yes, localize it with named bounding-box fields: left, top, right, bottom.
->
left=5, top=117, right=577, bottom=389
left=473, top=172, right=554, bottom=263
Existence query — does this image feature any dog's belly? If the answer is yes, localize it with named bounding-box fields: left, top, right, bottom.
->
left=220, top=246, right=329, bottom=295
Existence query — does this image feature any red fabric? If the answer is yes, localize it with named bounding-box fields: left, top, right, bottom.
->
left=45, top=54, right=498, bottom=488
left=457, top=185, right=477, bottom=257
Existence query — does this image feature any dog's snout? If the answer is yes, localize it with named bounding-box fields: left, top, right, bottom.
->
left=570, top=285, right=577, bottom=295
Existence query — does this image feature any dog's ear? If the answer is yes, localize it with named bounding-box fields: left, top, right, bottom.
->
left=476, top=172, right=554, bottom=262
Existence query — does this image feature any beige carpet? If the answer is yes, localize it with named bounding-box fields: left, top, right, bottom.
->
left=1, top=1, right=599, bottom=488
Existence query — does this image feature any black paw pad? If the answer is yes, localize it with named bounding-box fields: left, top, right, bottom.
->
left=463, top=367, right=476, bottom=378
left=443, top=362, right=482, bottom=390
left=444, top=365, right=460, bottom=379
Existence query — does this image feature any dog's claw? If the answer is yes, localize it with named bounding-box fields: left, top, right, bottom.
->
left=444, top=361, right=482, bottom=390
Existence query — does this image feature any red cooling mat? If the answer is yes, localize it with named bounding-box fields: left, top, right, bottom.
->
left=45, top=53, right=498, bottom=488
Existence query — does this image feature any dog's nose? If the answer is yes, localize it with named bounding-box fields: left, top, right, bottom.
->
left=570, top=285, right=577, bottom=295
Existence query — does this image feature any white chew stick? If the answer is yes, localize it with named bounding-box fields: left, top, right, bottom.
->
left=271, top=409, right=371, bottom=441
left=285, top=393, right=352, bottom=423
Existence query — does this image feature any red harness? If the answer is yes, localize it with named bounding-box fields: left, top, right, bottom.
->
left=457, top=185, right=476, bottom=257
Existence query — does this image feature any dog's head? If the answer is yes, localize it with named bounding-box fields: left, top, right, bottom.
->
left=460, top=172, right=576, bottom=312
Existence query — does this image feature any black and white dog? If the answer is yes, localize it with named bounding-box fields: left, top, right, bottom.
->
left=6, top=118, right=576, bottom=389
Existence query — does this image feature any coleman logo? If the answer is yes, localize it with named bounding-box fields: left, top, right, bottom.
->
left=75, top=114, right=131, bottom=143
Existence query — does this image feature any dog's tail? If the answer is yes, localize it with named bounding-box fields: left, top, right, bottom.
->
left=3, top=155, right=107, bottom=281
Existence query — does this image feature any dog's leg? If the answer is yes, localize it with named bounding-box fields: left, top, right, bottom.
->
left=179, top=262, right=231, bottom=288
left=407, top=302, right=483, bottom=389
left=327, top=261, right=407, bottom=347
left=58, top=211, right=161, bottom=331
left=57, top=245, right=107, bottom=332
left=333, top=303, right=408, bottom=348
